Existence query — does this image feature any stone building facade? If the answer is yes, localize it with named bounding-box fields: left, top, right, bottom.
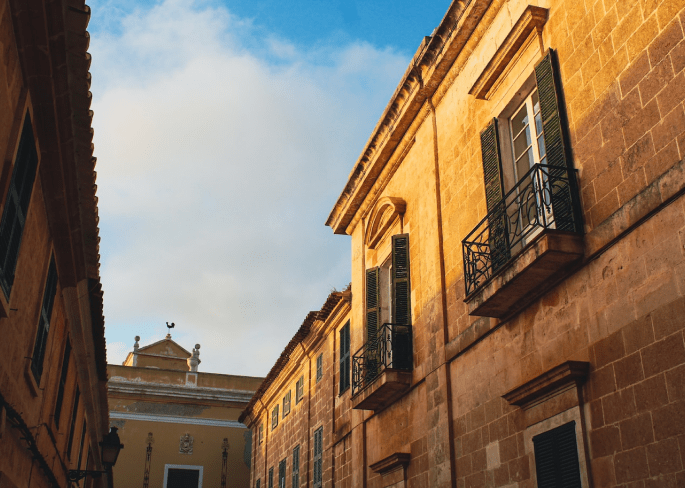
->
left=244, top=0, right=685, bottom=487
left=108, top=335, right=263, bottom=488
left=0, top=0, right=110, bottom=487
left=239, top=291, right=352, bottom=488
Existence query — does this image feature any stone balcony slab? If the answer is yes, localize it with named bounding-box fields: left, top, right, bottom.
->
left=351, top=369, right=412, bottom=411
left=466, top=230, right=584, bottom=318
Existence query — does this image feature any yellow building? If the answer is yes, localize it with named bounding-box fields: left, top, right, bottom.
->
left=108, top=334, right=263, bottom=488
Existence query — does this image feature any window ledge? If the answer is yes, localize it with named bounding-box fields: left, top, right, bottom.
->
left=351, top=369, right=411, bottom=412
left=469, top=6, right=549, bottom=100
left=465, top=230, right=584, bottom=318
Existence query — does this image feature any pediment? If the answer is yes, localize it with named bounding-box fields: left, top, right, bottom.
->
left=365, top=197, right=406, bottom=249
left=138, top=338, right=191, bottom=358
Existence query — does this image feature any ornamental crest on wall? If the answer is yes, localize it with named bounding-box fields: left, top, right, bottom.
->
left=179, top=433, right=193, bottom=454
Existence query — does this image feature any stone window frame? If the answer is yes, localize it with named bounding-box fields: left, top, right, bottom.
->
left=282, top=390, right=291, bottom=418
left=524, top=407, right=590, bottom=488
left=163, top=464, right=204, bottom=488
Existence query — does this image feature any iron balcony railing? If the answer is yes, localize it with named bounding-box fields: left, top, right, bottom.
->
left=351, top=323, right=412, bottom=397
left=462, top=163, right=582, bottom=296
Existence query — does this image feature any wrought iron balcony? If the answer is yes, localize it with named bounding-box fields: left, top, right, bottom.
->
left=462, top=164, right=583, bottom=317
left=351, top=323, right=412, bottom=410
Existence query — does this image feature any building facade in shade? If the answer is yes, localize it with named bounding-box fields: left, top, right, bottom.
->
left=244, top=0, right=685, bottom=487
left=108, top=335, right=264, bottom=488
left=239, top=291, right=352, bottom=488
left=0, top=0, right=111, bottom=487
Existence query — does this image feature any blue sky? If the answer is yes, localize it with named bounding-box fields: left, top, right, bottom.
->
left=89, top=0, right=452, bottom=376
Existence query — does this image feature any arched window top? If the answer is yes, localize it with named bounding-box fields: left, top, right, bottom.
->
left=365, top=197, right=406, bottom=249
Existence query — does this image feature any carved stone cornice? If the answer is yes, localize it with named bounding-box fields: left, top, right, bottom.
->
left=469, top=6, right=549, bottom=99
left=370, top=452, right=411, bottom=474
left=503, top=361, right=589, bottom=409
left=326, top=0, right=494, bottom=235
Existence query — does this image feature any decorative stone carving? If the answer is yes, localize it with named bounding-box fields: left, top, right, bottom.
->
left=179, top=433, right=194, bottom=454
left=187, top=344, right=201, bottom=372
left=365, top=197, right=406, bottom=249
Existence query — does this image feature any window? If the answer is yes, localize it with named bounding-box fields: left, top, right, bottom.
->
left=31, top=256, right=58, bottom=382
left=278, top=459, right=286, bottom=488
left=0, top=113, right=39, bottom=299
left=316, top=354, right=323, bottom=383
left=256, top=479, right=260, bottom=488
left=339, top=322, right=350, bottom=394
left=54, top=340, right=71, bottom=427
left=268, top=467, right=273, bottom=488
left=66, top=386, right=80, bottom=459
left=282, top=391, right=291, bottom=418
left=477, top=50, right=578, bottom=273
left=271, top=405, right=279, bottom=430
left=296, top=376, right=304, bottom=403
left=533, top=421, right=582, bottom=488
left=258, top=424, right=264, bottom=444
left=292, top=445, right=300, bottom=488
left=366, top=234, right=411, bottom=345
left=77, top=421, right=87, bottom=470
left=313, top=427, right=323, bottom=488
left=164, top=465, right=203, bottom=488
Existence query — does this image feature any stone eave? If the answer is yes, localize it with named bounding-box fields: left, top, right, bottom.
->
left=325, top=0, right=494, bottom=235
left=107, top=378, right=256, bottom=404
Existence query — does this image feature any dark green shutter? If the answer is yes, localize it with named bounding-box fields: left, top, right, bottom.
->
left=480, top=120, right=510, bottom=271
left=313, top=427, right=323, bottom=488
left=339, top=321, right=350, bottom=393
left=535, top=50, right=579, bottom=232
left=0, top=113, right=39, bottom=298
left=278, top=459, right=286, bottom=488
left=365, top=267, right=380, bottom=346
left=392, top=234, right=411, bottom=326
left=292, top=445, right=300, bottom=488
left=533, top=421, right=582, bottom=488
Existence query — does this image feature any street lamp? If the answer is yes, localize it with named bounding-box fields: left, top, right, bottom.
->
left=68, top=427, right=124, bottom=482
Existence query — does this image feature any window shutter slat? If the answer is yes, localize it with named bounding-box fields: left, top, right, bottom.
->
left=535, top=50, right=578, bottom=233
left=533, top=421, right=582, bottom=488
left=365, top=267, right=380, bottom=345
left=480, top=120, right=510, bottom=271
left=392, top=234, right=411, bottom=326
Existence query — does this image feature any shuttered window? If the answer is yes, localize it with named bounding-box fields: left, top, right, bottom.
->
left=54, top=340, right=71, bottom=427
left=296, top=376, right=304, bottom=403
left=365, top=267, right=380, bottom=347
left=278, top=459, right=286, bottom=488
left=283, top=391, right=291, bottom=417
left=292, top=445, right=300, bottom=488
left=0, top=113, right=39, bottom=299
left=533, top=421, right=582, bottom=488
left=480, top=119, right=510, bottom=271
left=31, top=256, right=58, bottom=382
left=313, top=427, right=323, bottom=488
left=316, top=353, right=323, bottom=383
left=268, top=467, right=273, bottom=488
left=258, top=424, right=264, bottom=444
left=271, top=405, right=279, bottom=430
left=339, top=321, right=350, bottom=394
left=392, top=234, right=411, bottom=325
left=256, top=479, right=260, bottom=488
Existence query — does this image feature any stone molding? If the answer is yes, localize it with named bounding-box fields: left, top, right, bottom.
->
left=503, top=360, right=590, bottom=409
left=370, top=452, right=411, bottom=474
left=108, top=379, right=255, bottom=403
left=469, top=6, right=549, bottom=100
left=109, top=411, right=246, bottom=429
left=364, top=197, right=406, bottom=249
left=326, top=0, right=492, bottom=235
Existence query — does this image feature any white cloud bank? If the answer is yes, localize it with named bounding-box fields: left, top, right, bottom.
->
left=89, top=0, right=409, bottom=376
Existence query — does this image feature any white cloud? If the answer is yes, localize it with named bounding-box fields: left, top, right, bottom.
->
left=89, top=0, right=409, bottom=377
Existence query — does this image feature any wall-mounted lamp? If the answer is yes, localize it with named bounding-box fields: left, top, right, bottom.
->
left=68, top=427, right=124, bottom=482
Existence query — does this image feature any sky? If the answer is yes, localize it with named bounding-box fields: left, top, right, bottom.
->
left=89, top=0, right=452, bottom=377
